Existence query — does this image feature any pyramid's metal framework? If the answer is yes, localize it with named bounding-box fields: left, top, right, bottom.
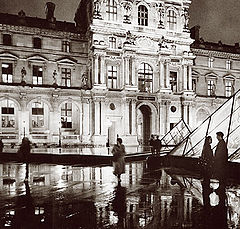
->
left=169, top=90, right=240, bottom=163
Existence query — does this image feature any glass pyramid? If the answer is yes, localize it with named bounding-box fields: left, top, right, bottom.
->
left=170, top=89, right=240, bottom=163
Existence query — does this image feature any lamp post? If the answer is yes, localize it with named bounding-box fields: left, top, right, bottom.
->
left=106, top=119, right=112, bottom=154
left=59, top=121, right=61, bottom=147
left=23, top=121, right=26, bottom=138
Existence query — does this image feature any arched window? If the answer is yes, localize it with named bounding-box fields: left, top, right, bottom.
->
left=138, top=5, right=148, bottom=26
left=106, top=0, right=117, bottom=21
left=167, top=10, right=177, bottom=30
left=138, top=63, right=153, bottom=93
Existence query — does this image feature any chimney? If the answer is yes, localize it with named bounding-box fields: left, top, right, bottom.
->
left=190, top=25, right=200, bottom=41
left=45, top=2, right=56, bottom=22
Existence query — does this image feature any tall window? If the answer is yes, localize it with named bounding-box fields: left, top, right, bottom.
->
left=61, top=68, right=71, bottom=87
left=225, top=81, right=233, bottom=97
left=61, top=103, right=72, bottom=128
left=3, top=34, right=12, bottom=46
left=170, top=71, right=177, bottom=92
left=138, top=5, right=148, bottom=26
left=106, top=0, right=117, bottom=21
left=33, top=37, right=42, bottom=49
left=208, top=57, right=214, bottom=68
left=138, top=63, right=153, bottom=93
left=2, top=63, right=13, bottom=83
left=62, top=41, right=70, bottom=52
left=107, top=66, right=117, bottom=89
left=226, top=60, right=231, bottom=70
left=207, top=80, right=215, bottom=96
left=167, top=10, right=177, bottom=30
left=32, top=102, right=44, bottom=128
left=1, top=100, right=15, bottom=128
left=33, top=66, right=43, bottom=85
left=109, top=37, right=116, bottom=49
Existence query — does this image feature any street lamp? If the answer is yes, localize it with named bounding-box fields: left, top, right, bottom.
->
left=106, top=119, right=112, bottom=152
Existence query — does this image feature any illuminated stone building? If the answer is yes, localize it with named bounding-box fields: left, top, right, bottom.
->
left=0, top=1, right=240, bottom=147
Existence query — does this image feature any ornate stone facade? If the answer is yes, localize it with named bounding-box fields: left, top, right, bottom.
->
left=0, top=1, right=239, bottom=147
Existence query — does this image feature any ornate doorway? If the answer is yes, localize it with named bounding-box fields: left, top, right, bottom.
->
left=137, top=105, right=152, bottom=145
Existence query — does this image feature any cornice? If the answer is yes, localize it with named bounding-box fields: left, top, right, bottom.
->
left=191, top=48, right=240, bottom=60
left=0, top=24, right=86, bottom=40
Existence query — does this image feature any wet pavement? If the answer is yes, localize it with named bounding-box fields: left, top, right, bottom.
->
left=0, top=161, right=240, bottom=229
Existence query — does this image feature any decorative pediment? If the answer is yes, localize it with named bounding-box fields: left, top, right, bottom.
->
left=56, top=57, right=77, bottom=66
left=0, top=52, right=19, bottom=60
left=27, top=55, right=48, bottom=63
left=223, top=74, right=235, bottom=81
left=205, top=72, right=218, bottom=79
left=136, top=37, right=156, bottom=50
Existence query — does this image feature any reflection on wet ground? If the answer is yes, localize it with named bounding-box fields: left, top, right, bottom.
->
left=0, top=161, right=239, bottom=228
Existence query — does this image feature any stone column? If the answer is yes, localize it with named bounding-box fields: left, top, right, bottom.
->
left=100, top=55, right=105, bottom=84
left=94, top=54, right=99, bottom=84
left=132, top=57, right=136, bottom=86
left=165, top=61, right=170, bottom=89
left=125, top=99, right=130, bottom=135
left=101, top=100, right=107, bottom=135
left=131, top=99, right=137, bottom=135
left=165, top=101, right=170, bottom=134
left=125, top=57, right=129, bottom=85
left=94, top=99, right=100, bottom=135
left=160, top=101, right=166, bottom=136
left=183, top=65, right=188, bottom=91
left=188, top=65, right=192, bottom=90
left=160, top=60, right=165, bottom=88
left=82, top=99, right=90, bottom=135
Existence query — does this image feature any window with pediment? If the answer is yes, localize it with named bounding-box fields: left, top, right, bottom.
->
left=138, top=63, right=153, bottom=93
left=61, top=68, right=71, bottom=87
left=61, top=103, right=72, bottom=128
left=167, top=10, right=177, bottom=30
left=106, top=0, right=117, bottom=21
left=109, top=37, right=116, bottom=49
left=138, top=5, right=148, bottom=26
left=170, top=71, right=177, bottom=92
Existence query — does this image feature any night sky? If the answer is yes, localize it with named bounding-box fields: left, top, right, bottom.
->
left=0, top=0, right=239, bottom=44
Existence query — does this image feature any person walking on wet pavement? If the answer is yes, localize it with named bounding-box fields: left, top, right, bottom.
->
left=200, top=136, right=213, bottom=177
left=18, top=137, right=31, bottom=163
left=155, top=135, right=162, bottom=155
left=111, top=138, right=126, bottom=184
left=214, top=132, right=228, bottom=181
left=149, top=134, right=155, bottom=154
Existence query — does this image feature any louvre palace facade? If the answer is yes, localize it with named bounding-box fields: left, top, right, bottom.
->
left=0, top=0, right=239, bottom=147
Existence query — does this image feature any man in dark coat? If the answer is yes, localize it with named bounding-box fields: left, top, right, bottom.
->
left=214, top=132, right=228, bottom=181
left=155, top=135, right=162, bottom=155
left=149, top=134, right=155, bottom=154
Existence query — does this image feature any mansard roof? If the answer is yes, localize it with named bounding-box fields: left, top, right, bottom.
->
left=191, top=40, right=240, bottom=54
left=0, top=13, right=78, bottom=33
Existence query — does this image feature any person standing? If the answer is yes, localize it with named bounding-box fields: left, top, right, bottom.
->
left=200, top=136, right=214, bottom=177
left=112, top=138, right=126, bottom=183
left=155, top=135, right=162, bottom=155
left=149, top=134, right=155, bottom=154
left=214, top=132, right=228, bottom=181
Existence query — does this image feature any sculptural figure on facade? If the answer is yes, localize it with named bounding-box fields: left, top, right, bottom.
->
left=124, top=31, right=135, bottom=45
left=182, top=8, right=190, bottom=30
left=81, top=73, right=88, bottom=89
left=158, top=36, right=167, bottom=49
left=157, top=3, right=165, bottom=28
left=52, top=70, right=58, bottom=86
left=21, top=67, right=27, bottom=83
left=93, top=0, right=102, bottom=19
left=121, top=1, right=132, bottom=24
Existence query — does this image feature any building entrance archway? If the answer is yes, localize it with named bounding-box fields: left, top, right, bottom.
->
left=137, top=105, right=152, bottom=145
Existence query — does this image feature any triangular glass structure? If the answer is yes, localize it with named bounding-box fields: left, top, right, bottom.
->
left=170, top=90, right=240, bottom=163
left=160, top=119, right=191, bottom=151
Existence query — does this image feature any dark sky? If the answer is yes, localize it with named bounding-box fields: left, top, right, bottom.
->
left=0, top=0, right=239, bottom=44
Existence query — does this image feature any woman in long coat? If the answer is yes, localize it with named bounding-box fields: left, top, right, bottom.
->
left=112, top=138, right=126, bottom=183
left=200, top=136, right=213, bottom=177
